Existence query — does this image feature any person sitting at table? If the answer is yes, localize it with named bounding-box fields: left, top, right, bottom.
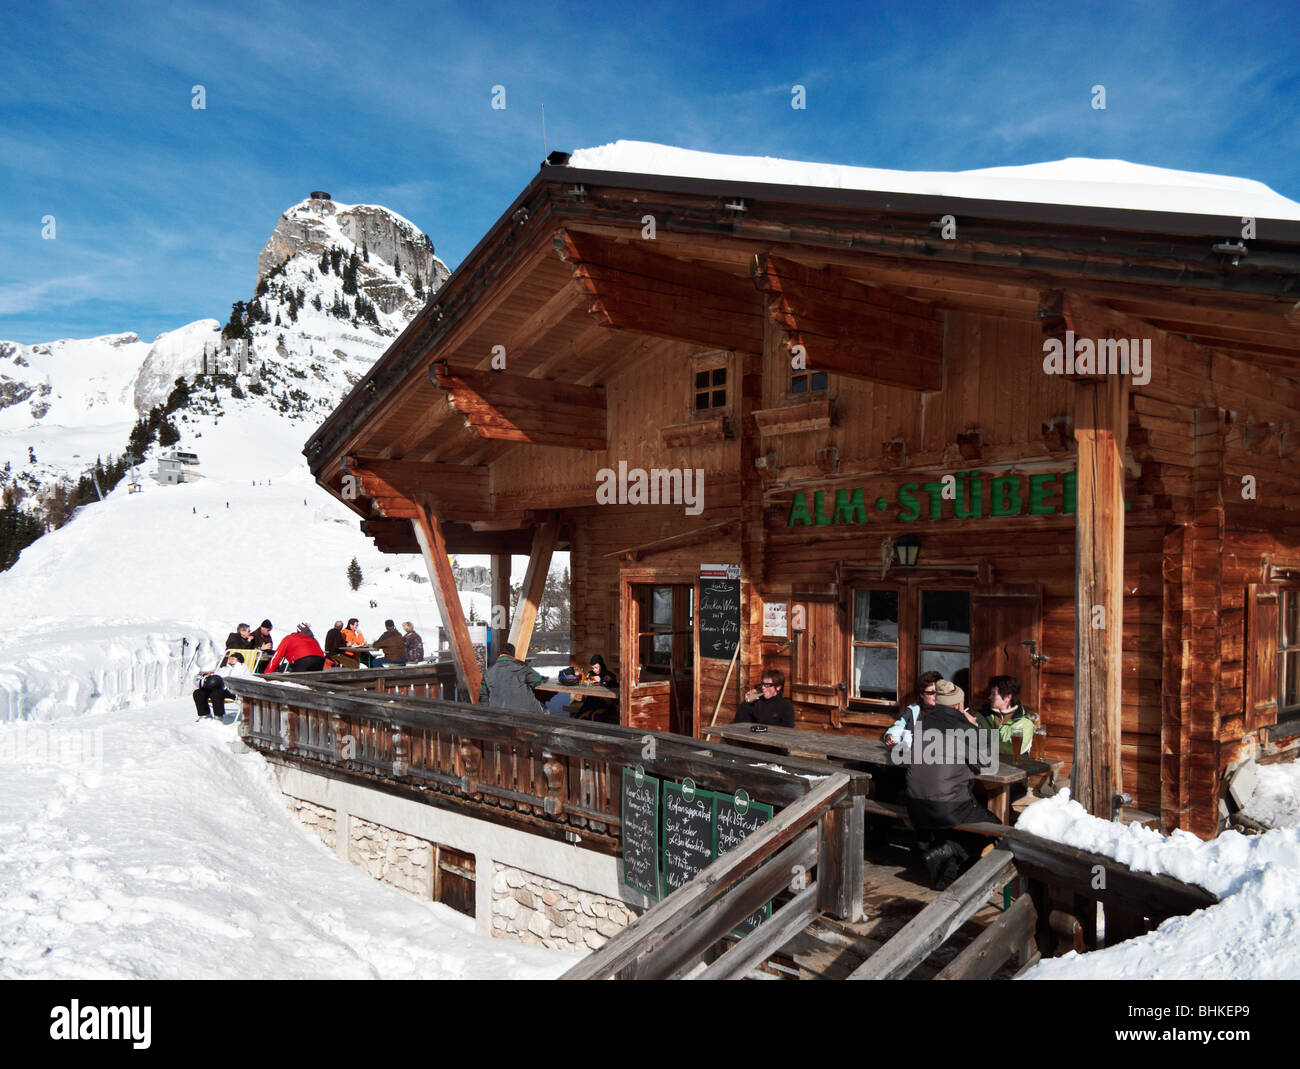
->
left=575, top=654, right=618, bottom=722
left=193, top=651, right=251, bottom=719
left=904, top=681, right=999, bottom=889
left=480, top=642, right=546, bottom=714
left=373, top=620, right=407, bottom=667
left=401, top=621, right=424, bottom=664
left=883, top=670, right=944, bottom=748
left=735, top=667, right=795, bottom=727
left=341, top=618, right=366, bottom=647
left=976, top=675, right=1037, bottom=756
left=544, top=653, right=583, bottom=716
left=323, top=620, right=347, bottom=667
left=266, top=623, right=327, bottom=673
left=224, top=623, right=257, bottom=650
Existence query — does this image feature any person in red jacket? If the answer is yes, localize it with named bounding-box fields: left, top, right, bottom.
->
left=266, top=623, right=327, bottom=673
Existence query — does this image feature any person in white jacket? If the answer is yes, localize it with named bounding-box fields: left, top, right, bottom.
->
left=193, top=651, right=252, bottom=719
left=883, top=671, right=944, bottom=748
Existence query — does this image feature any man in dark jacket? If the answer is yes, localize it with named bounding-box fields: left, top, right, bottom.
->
left=225, top=623, right=257, bottom=650
left=324, top=621, right=347, bottom=663
left=735, top=667, right=795, bottom=727
left=480, top=643, right=546, bottom=714
left=901, top=681, right=999, bottom=888
left=373, top=620, right=406, bottom=666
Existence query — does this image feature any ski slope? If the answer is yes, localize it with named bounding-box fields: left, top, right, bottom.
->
left=0, top=698, right=569, bottom=979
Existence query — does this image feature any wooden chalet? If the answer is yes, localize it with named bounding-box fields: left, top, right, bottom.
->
left=305, top=147, right=1300, bottom=839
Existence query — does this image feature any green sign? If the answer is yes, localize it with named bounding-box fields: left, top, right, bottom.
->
left=787, top=469, right=1128, bottom=527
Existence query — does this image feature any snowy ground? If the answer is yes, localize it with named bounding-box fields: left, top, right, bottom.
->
left=0, top=697, right=571, bottom=979
left=1018, top=768, right=1300, bottom=980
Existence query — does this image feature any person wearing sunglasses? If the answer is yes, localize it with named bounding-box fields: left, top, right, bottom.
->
left=883, top=670, right=944, bottom=748
left=736, top=668, right=795, bottom=727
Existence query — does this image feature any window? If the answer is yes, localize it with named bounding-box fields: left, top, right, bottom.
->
left=634, top=584, right=693, bottom=681
left=846, top=584, right=977, bottom=712
left=851, top=589, right=899, bottom=703
left=694, top=366, right=728, bottom=412
left=919, top=589, right=971, bottom=697
left=1281, top=589, right=1300, bottom=718
left=790, top=370, right=828, bottom=396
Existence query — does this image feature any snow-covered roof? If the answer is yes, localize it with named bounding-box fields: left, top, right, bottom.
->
left=567, top=140, right=1300, bottom=222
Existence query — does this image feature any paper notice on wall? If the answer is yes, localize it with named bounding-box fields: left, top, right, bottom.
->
left=763, top=601, right=788, bottom=638
left=700, top=563, right=740, bottom=580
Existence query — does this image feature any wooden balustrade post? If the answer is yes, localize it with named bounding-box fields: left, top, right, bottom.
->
left=458, top=739, right=482, bottom=799
left=541, top=751, right=566, bottom=817
left=330, top=712, right=347, bottom=763
left=817, top=794, right=865, bottom=921
left=393, top=725, right=408, bottom=777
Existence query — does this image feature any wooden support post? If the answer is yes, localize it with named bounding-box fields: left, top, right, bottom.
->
left=508, top=518, right=557, bottom=660
left=411, top=506, right=483, bottom=703
left=817, top=794, right=865, bottom=922
left=1072, top=373, right=1128, bottom=820
left=490, top=552, right=511, bottom=660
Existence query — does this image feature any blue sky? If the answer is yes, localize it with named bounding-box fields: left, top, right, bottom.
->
left=2, top=0, right=1298, bottom=344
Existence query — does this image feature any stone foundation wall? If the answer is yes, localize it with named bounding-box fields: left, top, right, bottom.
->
left=290, top=797, right=337, bottom=851
left=349, top=816, right=433, bottom=899
left=491, top=863, right=635, bottom=952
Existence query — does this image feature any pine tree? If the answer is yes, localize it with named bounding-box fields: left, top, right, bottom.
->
left=319, top=250, right=330, bottom=274
left=413, top=272, right=424, bottom=299
left=362, top=241, right=369, bottom=263
left=393, top=257, right=401, bottom=277
left=223, top=301, right=247, bottom=340
left=347, top=556, right=363, bottom=591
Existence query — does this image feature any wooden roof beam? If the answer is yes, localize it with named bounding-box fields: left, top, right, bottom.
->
left=432, top=361, right=608, bottom=450
left=557, top=228, right=764, bottom=353
left=752, top=253, right=943, bottom=391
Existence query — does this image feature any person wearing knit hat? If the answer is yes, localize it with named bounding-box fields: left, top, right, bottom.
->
left=933, top=679, right=964, bottom=707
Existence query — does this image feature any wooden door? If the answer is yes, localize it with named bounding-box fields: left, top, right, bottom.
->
left=971, top=585, right=1043, bottom=714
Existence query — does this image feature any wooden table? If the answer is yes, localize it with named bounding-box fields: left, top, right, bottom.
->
left=533, top=682, right=618, bottom=700
left=703, top=721, right=1029, bottom=823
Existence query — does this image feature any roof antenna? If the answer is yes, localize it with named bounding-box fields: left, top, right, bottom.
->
left=540, top=103, right=547, bottom=160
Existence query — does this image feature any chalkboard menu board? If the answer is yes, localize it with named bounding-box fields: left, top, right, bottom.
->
left=698, top=565, right=741, bottom=660
left=716, top=793, right=775, bottom=935
left=620, top=769, right=661, bottom=899
left=662, top=780, right=717, bottom=894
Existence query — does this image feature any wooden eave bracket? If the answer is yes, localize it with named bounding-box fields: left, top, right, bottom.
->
left=431, top=360, right=607, bottom=450
left=752, top=253, right=943, bottom=391
left=344, top=454, right=490, bottom=519
left=557, top=227, right=765, bottom=352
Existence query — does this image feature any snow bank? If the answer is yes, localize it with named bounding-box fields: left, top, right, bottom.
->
left=569, top=141, right=1300, bottom=220
left=1017, top=790, right=1300, bottom=979
left=1243, top=761, right=1300, bottom=828
left=0, top=698, right=572, bottom=979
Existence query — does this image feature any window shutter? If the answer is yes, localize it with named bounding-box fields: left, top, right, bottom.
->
left=1245, top=584, right=1279, bottom=731
left=792, top=598, right=842, bottom=693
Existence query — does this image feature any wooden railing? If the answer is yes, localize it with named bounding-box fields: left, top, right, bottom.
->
left=562, top=771, right=866, bottom=979
left=227, top=674, right=868, bottom=866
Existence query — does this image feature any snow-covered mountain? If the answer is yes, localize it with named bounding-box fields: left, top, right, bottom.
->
left=0, top=193, right=466, bottom=719
left=0, top=193, right=449, bottom=505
